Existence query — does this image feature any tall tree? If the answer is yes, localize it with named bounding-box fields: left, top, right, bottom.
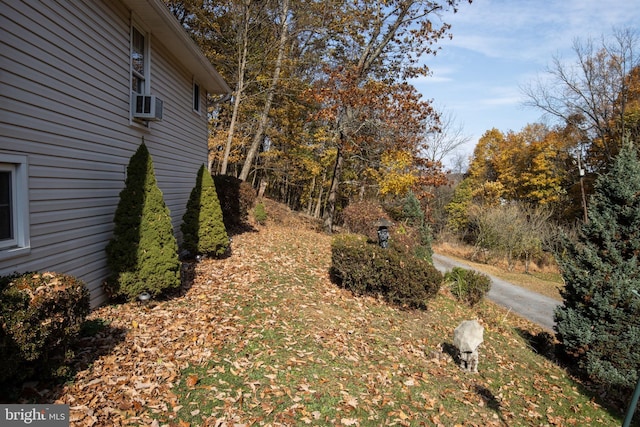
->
left=555, top=141, right=640, bottom=400
left=467, top=128, right=504, bottom=185
left=238, top=0, right=290, bottom=181
left=314, top=0, right=469, bottom=232
left=467, top=125, right=572, bottom=210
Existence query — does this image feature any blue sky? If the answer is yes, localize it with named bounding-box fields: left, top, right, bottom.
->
left=412, top=0, right=640, bottom=168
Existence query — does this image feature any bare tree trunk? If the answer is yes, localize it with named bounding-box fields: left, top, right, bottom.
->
left=258, top=179, right=267, bottom=198
left=314, top=171, right=325, bottom=218
left=306, top=176, right=316, bottom=214
left=239, top=0, right=289, bottom=181
left=220, top=1, right=251, bottom=175
left=323, top=145, right=343, bottom=233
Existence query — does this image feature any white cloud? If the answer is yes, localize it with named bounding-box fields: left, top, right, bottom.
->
left=441, top=0, right=640, bottom=63
left=420, top=0, right=640, bottom=160
left=410, top=66, right=456, bottom=85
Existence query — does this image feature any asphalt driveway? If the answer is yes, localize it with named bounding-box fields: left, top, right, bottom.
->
left=432, top=253, right=561, bottom=331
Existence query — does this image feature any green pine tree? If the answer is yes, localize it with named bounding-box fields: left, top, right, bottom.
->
left=181, top=165, right=229, bottom=257
left=402, top=191, right=423, bottom=227
left=105, top=142, right=181, bottom=300
left=402, top=191, right=433, bottom=263
left=555, top=141, right=640, bottom=396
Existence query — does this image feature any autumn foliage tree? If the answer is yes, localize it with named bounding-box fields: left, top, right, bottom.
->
left=310, top=0, right=470, bottom=231
left=167, top=0, right=469, bottom=221
left=466, top=125, right=571, bottom=208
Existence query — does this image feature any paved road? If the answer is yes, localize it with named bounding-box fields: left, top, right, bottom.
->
left=432, top=253, right=560, bottom=331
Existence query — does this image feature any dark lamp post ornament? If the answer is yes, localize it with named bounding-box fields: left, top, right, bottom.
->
left=376, top=218, right=392, bottom=249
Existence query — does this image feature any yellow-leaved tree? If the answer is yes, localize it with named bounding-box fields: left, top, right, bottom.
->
left=376, top=150, right=418, bottom=197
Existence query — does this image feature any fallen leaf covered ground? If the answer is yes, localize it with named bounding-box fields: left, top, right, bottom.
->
left=28, top=202, right=624, bottom=426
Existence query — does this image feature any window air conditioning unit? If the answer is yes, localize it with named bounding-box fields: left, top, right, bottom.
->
left=133, top=94, right=163, bottom=121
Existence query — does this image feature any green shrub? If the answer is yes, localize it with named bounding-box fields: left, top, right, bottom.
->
left=253, top=202, right=267, bottom=225
left=213, top=175, right=256, bottom=230
left=0, top=272, right=89, bottom=384
left=181, top=165, right=229, bottom=257
left=444, top=267, right=491, bottom=306
left=401, top=191, right=423, bottom=226
left=330, top=234, right=442, bottom=309
left=105, top=142, right=181, bottom=301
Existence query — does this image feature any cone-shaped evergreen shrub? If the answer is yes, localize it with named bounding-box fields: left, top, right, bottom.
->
left=554, top=142, right=640, bottom=397
left=105, top=142, right=180, bottom=300
left=181, top=165, right=229, bottom=257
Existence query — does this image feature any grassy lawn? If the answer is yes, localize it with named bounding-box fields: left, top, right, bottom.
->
left=42, top=205, right=630, bottom=426
left=156, top=224, right=621, bottom=426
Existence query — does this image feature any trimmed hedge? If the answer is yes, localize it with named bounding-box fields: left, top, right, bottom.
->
left=0, top=272, right=89, bottom=384
left=330, top=234, right=442, bottom=309
left=444, top=267, right=491, bottom=306
left=213, top=175, right=256, bottom=230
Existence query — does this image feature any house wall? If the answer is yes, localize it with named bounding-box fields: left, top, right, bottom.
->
left=0, top=0, right=210, bottom=307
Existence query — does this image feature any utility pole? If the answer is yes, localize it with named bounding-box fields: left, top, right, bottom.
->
left=578, top=151, right=588, bottom=223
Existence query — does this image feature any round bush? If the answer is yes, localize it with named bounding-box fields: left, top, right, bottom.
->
left=330, top=234, right=442, bottom=309
left=0, top=272, right=89, bottom=384
left=445, top=267, right=491, bottom=306
left=213, top=175, right=257, bottom=230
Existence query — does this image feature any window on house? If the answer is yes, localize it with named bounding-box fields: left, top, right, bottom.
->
left=0, top=170, right=12, bottom=241
left=131, top=26, right=147, bottom=95
left=0, top=155, right=30, bottom=257
left=193, top=82, right=201, bottom=113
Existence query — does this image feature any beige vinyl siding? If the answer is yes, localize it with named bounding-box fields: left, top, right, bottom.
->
left=144, top=32, right=209, bottom=234
left=0, top=0, right=211, bottom=307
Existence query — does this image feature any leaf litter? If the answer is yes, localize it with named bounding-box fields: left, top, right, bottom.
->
left=25, top=206, right=621, bottom=426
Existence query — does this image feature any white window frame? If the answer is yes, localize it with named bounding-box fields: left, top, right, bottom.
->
left=130, top=18, right=152, bottom=125
left=0, top=153, right=30, bottom=260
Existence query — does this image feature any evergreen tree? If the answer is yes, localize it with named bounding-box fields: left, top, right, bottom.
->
left=402, top=191, right=433, bottom=263
left=402, top=191, right=423, bottom=227
left=181, top=165, right=229, bottom=257
left=555, top=141, right=640, bottom=396
left=105, top=143, right=181, bottom=300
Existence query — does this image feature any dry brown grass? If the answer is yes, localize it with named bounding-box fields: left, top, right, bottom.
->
left=434, top=240, right=564, bottom=301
